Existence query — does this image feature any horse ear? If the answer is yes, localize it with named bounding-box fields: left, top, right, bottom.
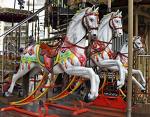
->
left=86, top=7, right=92, bottom=13
left=134, top=36, right=141, bottom=41
left=113, top=9, right=119, bottom=16
left=116, top=9, right=120, bottom=14
left=92, top=5, right=95, bottom=11
left=94, top=7, right=99, bottom=13
left=137, top=36, right=141, bottom=40
left=118, top=11, right=122, bottom=17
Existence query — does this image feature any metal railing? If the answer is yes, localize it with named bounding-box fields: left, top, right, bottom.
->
left=0, top=2, right=52, bottom=93
left=0, top=3, right=51, bottom=38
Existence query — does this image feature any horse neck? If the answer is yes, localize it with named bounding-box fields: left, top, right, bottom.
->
left=118, top=43, right=128, bottom=58
left=98, top=22, right=113, bottom=49
left=66, top=20, right=86, bottom=54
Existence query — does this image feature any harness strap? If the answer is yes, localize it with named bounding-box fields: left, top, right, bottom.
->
left=109, top=16, right=122, bottom=30
left=62, top=36, right=88, bottom=49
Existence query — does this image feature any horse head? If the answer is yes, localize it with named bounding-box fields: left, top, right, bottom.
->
left=133, top=36, right=145, bottom=54
left=109, top=10, right=123, bottom=37
left=67, top=7, right=99, bottom=46
left=82, top=7, right=99, bottom=39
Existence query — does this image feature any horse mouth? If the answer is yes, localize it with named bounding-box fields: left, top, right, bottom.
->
left=138, top=48, right=145, bottom=55
left=91, top=35, right=97, bottom=40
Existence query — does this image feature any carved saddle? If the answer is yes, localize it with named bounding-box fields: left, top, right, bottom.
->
left=39, top=42, right=62, bottom=69
left=40, top=43, right=59, bottom=58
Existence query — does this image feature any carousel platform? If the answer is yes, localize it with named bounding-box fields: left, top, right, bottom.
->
left=0, top=94, right=126, bottom=117
left=1, top=93, right=150, bottom=117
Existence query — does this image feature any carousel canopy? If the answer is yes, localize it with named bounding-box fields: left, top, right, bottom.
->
left=112, top=0, right=150, bottom=7
left=0, top=8, right=38, bottom=23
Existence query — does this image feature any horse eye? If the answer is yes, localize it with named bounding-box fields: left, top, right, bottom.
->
left=136, top=42, right=141, bottom=45
left=90, top=18, right=94, bottom=22
left=116, top=20, right=119, bottom=23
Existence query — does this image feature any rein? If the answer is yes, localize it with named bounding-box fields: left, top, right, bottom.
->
left=90, top=38, right=113, bottom=55
left=62, top=35, right=88, bottom=49
left=116, top=52, right=128, bottom=59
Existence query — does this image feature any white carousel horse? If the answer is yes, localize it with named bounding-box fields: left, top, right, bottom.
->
left=4, top=7, right=100, bottom=101
left=89, top=10, right=126, bottom=89
left=89, top=10, right=146, bottom=90
left=109, top=36, right=146, bottom=90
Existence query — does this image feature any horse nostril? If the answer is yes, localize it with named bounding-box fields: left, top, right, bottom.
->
left=93, top=34, right=97, bottom=37
left=119, top=32, right=123, bottom=35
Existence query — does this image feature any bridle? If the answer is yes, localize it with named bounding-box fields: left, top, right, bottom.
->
left=133, top=39, right=144, bottom=52
left=82, top=12, right=99, bottom=33
left=109, top=15, right=122, bottom=31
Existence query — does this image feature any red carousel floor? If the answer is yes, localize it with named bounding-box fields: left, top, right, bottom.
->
left=0, top=94, right=150, bottom=117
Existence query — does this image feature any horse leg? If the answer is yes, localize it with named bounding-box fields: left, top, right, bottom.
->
left=4, top=63, right=36, bottom=97
left=28, top=67, right=42, bottom=93
left=65, top=66, right=100, bottom=100
left=132, top=76, right=145, bottom=91
left=94, top=74, right=100, bottom=96
left=107, top=66, right=146, bottom=91
left=132, top=69, right=146, bottom=88
left=98, top=60, right=126, bottom=89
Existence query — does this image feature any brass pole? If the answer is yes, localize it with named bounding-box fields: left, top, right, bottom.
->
left=81, top=0, right=86, bottom=8
left=32, top=0, right=35, bottom=36
left=135, top=10, right=138, bottom=36
left=127, top=0, right=133, bottom=116
left=108, top=0, right=111, bottom=12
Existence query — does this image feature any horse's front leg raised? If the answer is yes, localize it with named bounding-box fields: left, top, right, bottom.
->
left=65, top=66, right=100, bottom=101
left=4, top=63, right=37, bottom=97
left=132, top=69, right=146, bottom=90
left=98, top=59, right=126, bottom=89
left=131, top=76, right=145, bottom=91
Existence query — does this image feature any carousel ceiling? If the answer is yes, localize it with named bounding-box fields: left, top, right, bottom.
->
left=0, top=8, right=38, bottom=22
left=112, top=0, right=150, bottom=7
left=66, top=0, right=150, bottom=6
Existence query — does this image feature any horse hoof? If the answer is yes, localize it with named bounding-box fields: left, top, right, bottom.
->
left=83, top=93, right=91, bottom=103
left=39, top=100, right=44, bottom=107
left=83, top=92, right=97, bottom=103
left=18, top=90, right=24, bottom=97
left=141, top=90, right=146, bottom=93
left=3, top=92, right=12, bottom=97
left=40, top=88, right=44, bottom=93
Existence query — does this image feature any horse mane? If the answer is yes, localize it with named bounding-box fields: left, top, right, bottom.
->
left=98, top=12, right=114, bottom=30
left=67, top=8, right=89, bottom=35
left=67, top=7, right=91, bottom=42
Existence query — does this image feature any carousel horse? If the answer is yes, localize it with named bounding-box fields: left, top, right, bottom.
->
left=90, top=11, right=146, bottom=89
left=4, top=7, right=100, bottom=101
left=89, top=10, right=126, bottom=89
left=108, top=36, right=146, bottom=90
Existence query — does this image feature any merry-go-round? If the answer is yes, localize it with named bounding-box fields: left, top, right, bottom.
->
left=0, top=0, right=150, bottom=117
